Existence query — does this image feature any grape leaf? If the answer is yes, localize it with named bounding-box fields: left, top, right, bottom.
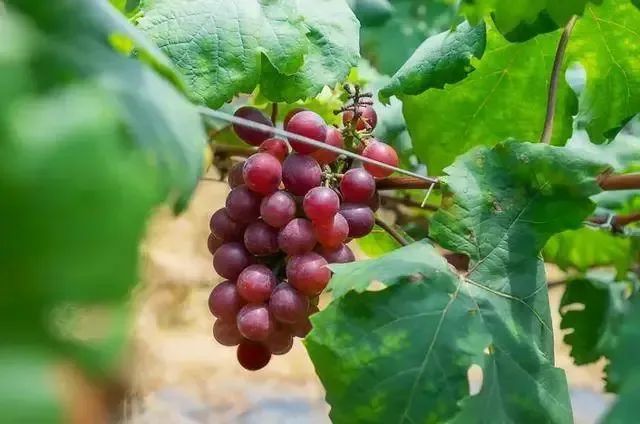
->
left=360, top=0, right=459, bottom=75
left=567, top=1, right=640, bottom=142
left=603, top=296, right=640, bottom=423
left=560, top=274, right=628, bottom=365
left=356, top=226, right=402, bottom=258
left=138, top=0, right=359, bottom=107
left=347, top=0, right=393, bottom=27
left=544, top=228, right=632, bottom=277
left=401, top=24, right=575, bottom=175
left=309, top=141, right=606, bottom=423
left=8, top=1, right=207, bottom=209
left=460, top=0, right=602, bottom=41
left=378, top=21, right=486, bottom=102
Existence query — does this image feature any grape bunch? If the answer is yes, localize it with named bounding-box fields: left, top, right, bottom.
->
left=207, top=86, right=399, bottom=371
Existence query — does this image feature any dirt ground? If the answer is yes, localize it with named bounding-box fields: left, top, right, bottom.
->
left=125, top=169, right=611, bottom=423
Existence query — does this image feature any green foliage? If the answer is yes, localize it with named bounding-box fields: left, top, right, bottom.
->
left=560, top=274, right=628, bottom=365
left=138, top=0, right=359, bottom=107
left=567, top=1, right=640, bottom=142
left=359, top=0, right=459, bottom=74
left=0, top=3, right=205, bottom=419
left=603, top=296, right=640, bottom=423
left=308, top=141, right=606, bottom=423
left=401, top=24, right=574, bottom=175
left=347, top=0, right=393, bottom=27
left=356, top=226, right=402, bottom=258
left=460, top=0, right=602, bottom=41
left=379, top=21, right=486, bottom=102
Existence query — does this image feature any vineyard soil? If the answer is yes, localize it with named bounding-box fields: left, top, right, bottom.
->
left=127, top=168, right=610, bottom=423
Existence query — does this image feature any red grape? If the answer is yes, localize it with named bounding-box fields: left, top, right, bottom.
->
left=289, top=306, right=316, bottom=338
left=311, top=127, right=344, bottom=165
left=362, top=140, right=399, bottom=178
left=207, top=233, right=223, bottom=255
left=233, top=106, right=274, bottom=146
left=242, top=153, right=282, bottom=195
left=269, top=283, right=309, bottom=324
left=339, top=203, right=375, bottom=238
left=313, top=213, right=349, bottom=249
left=282, top=154, right=322, bottom=196
left=286, top=252, right=331, bottom=296
left=284, top=110, right=327, bottom=154
left=225, top=185, right=262, bottom=223
left=208, top=281, right=245, bottom=320
left=237, top=304, right=273, bottom=341
left=340, top=168, right=375, bottom=203
left=209, top=208, right=246, bottom=241
left=265, top=326, right=294, bottom=355
left=343, top=105, right=378, bottom=131
left=303, top=186, right=340, bottom=223
left=283, top=107, right=307, bottom=128
left=259, top=138, right=289, bottom=162
left=237, top=340, right=271, bottom=370
left=244, top=221, right=279, bottom=256
left=237, top=265, right=277, bottom=303
left=228, top=162, right=245, bottom=188
left=213, top=242, right=254, bottom=280
left=278, top=218, right=317, bottom=255
left=260, top=191, right=297, bottom=228
left=316, top=244, right=356, bottom=264
left=212, top=319, right=243, bottom=346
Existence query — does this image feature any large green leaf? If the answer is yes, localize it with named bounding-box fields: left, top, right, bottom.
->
left=544, top=228, right=632, bottom=276
left=379, top=21, right=486, bottom=102
left=138, top=0, right=359, bottom=107
left=603, top=297, right=640, bottom=423
left=308, top=141, right=606, bottom=423
left=9, top=1, right=206, bottom=209
left=567, top=1, right=640, bottom=142
left=360, top=0, right=459, bottom=74
left=560, top=274, right=628, bottom=365
left=460, top=0, right=601, bottom=41
left=401, top=24, right=575, bottom=175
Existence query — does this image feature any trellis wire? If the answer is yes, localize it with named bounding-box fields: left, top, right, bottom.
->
left=197, top=106, right=439, bottom=185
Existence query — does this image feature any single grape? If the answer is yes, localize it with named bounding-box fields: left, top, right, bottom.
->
left=225, top=185, right=262, bottom=223
left=259, top=138, right=289, bottom=162
left=265, top=325, right=294, bottom=355
left=367, top=191, right=381, bottom=212
left=237, top=265, right=277, bottom=303
left=213, top=242, right=254, bottom=280
left=286, top=252, right=331, bottom=296
left=362, top=140, right=399, bottom=178
left=339, top=203, right=375, bottom=238
left=303, top=186, right=340, bottom=223
left=311, top=127, right=344, bottom=165
left=242, top=153, right=282, bottom=195
left=282, top=154, right=322, bottom=196
left=233, top=106, right=274, bottom=146
left=284, top=110, right=327, bottom=154
left=283, top=107, right=307, bottom=128
left=207, top=233, right=223, bottom=255
left=244, top=221, right=279, bottom=256
left=212, top=319, right=243, bottom=346
left=313, top=213, right=349, bottom=249
left=343, top=105, right=378, bottom=131
left=237, top=304, right=273, bottom=341
left=269, top=283, right=309, bottom=324
left=278, top=218, right=317, bottom=255
left=316, top=244, right=356, bottom=264
left=340, top=168, right=375, bottom=203
left=228, top=162, right=245, bottom=188
left=209, top=208, right=247, bottom=241
left=208, top=281, right=245, bottom=320
left=289, top=305, right=317, bottom=338
left=260, top=191, right=297, bottom=228
left=237, top=340, right=272, bottom=371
